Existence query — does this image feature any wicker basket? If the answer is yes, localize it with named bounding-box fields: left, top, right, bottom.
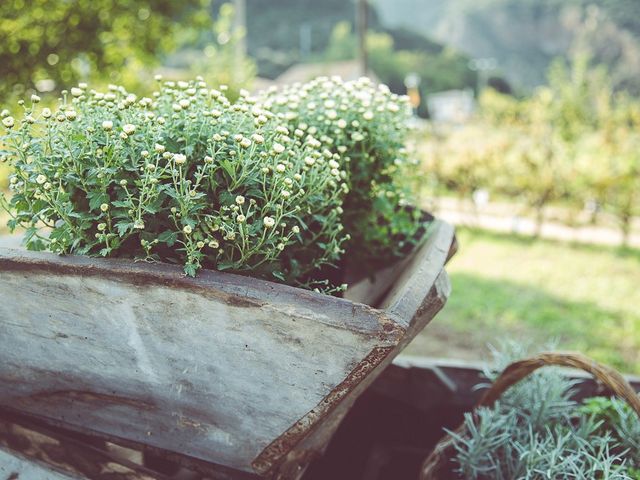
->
left=420, top=352, right=640, bottom=480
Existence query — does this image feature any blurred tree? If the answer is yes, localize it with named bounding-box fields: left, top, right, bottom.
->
left=162, top=2, right=256, bottom=100
left=0, top=0, right=211, bottom=98
left=323, top=22, right=477, bottom=116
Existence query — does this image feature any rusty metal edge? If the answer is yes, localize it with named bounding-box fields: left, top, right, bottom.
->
left=251, top=345, right=396, bottom=475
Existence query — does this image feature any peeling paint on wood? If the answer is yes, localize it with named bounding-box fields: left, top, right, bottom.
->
left=0, top=220, right=455, bottom=478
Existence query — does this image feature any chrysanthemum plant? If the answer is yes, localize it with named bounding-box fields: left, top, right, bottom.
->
left=260, top=76, right=425, bottom=268
left=0, top=78, right=348, bottom=288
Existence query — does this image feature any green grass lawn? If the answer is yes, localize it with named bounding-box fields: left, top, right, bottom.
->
left=405, top=228, right=640, bottom=374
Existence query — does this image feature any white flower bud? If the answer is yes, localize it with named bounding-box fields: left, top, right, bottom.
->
left=122, top=123, right=136, bottom=134
left=263, top=216, right=275, bottom=228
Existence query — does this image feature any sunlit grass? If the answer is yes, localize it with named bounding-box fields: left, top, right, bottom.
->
left=406, top=228, right=640, bottom=374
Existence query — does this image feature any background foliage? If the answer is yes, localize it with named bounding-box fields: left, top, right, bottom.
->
left=0, top=0, right=212, bottom=98
left=422, top=54, right=640, bottom=244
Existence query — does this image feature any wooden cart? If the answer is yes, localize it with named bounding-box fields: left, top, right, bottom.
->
left=0, top=219, right=456, bottom=479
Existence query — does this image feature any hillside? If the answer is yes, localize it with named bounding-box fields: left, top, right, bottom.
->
left=371, top=0, right=640, bottom=93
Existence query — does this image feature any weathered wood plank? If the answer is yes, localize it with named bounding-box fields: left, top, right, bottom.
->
left=0, top=220, right=455, bottom=477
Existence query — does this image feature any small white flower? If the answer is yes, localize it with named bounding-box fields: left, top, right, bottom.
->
left=329, top=160, right=340, bottom=169
left=36, top=174, right=47, bottom=185
left=277, top=243, right=285, bottom=251
left=336, top=119, right=347, bottom=129
left=363, top=111, right=374, bottom=120
left=141, top=150, right=149, bottom=158
left=251, top=133, right=264, bottom=144
left=276, top=126, right=289, bottom=135
left=70, top=87, right=83, bottom=97
left=154, top=74, right=163, bottom=81
left=272, top=142, right=285, bottom=154
left=256, top=114, right=268, bottom=124
left=204, top=155, right=213, bottom=163
left=31, top=94, right=41, bottom=103
left=352, top=132, right=365, bottom=142
left=64, top=110, right=77, bottom=120
left=174, top=154, right=187, bottom=165
left=42, top=108, right=52, bottom=119
left=154, top=143, right=165, bottom=153
left=183, top=225, right=193, bottom=234
left=78, top=82, right=87, bottom=89
left=263, top=216, right=275, bottom=228
left=97, top=223, right=107, bottom=231
left=100, top=203, right=109, bottom=212
left=239, top=138, right=252, bottom=148
left=275, top=164, right=286, bottom=173
left=292, top=225, right=300, bottom=234
left=179, top=99, right=190, bottom=108
left=236, top=214, right=246, bottom=223
left=235, top=195, right=245, bottom=205
left=281, top=190, right=290, bottom=199
left=102, top=120, right=113, bottom=131
left=304, top=157, right=315, bottom=166
left=134, top=219, right=145, bottom=229
left=122, top=123, right=136, bottom=134
left=2, top=116, right=14, bottom=128
left=208, top=239, right=219, bottom=249
left=284, top=178, right=293, bottom=185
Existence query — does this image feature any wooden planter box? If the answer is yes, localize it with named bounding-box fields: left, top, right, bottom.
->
left=0, top=219, right=455, bottom=479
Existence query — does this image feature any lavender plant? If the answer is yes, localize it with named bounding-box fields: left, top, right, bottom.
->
left=260, top=76, right=424, bottom=267
left=0, top=78, right=347, bottom=286
left=449, top=347, right=640, bottom=479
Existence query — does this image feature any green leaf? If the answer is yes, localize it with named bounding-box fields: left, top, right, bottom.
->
left=88, top=191, right=110, bottom=211
left=157, top=230, right=178, bottom=246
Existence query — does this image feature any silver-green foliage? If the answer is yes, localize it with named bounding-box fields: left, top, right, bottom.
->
left=450, top=347, right=640, bottom=479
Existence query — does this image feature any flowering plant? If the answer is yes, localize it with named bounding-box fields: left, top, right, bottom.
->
left=260, top=76, right=424, bottom=267
left=0, top=78, right=347, bottom=286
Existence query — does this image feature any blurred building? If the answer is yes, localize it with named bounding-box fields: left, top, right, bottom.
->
left=426, top=88, right=474, bottom=124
